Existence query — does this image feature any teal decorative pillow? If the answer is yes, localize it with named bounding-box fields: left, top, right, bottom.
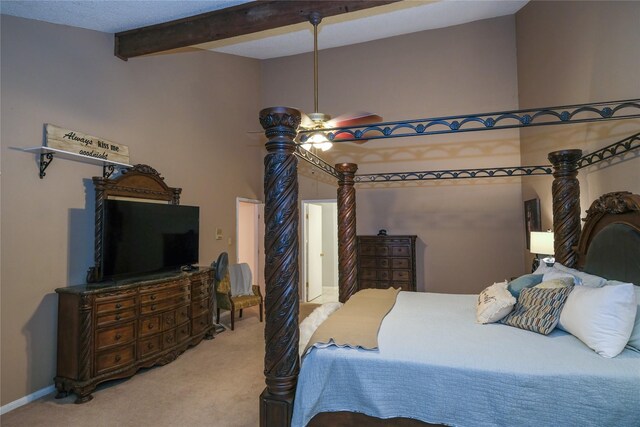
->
left=507, top=274, right=543, bottom=298
left=500, top=286, right=573, bottom=335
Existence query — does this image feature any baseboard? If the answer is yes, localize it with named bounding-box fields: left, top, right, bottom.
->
left=0, top=385, right=55, bottom=415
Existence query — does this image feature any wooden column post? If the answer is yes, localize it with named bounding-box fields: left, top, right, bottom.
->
left=336, top=163, right=359, bottom=303
left=548, top=149, right=583, bottom=268
left=259, top=107, right=301, bottom=427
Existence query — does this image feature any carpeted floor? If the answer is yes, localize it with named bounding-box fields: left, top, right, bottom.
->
left=1, top=308, right=266, bottom=427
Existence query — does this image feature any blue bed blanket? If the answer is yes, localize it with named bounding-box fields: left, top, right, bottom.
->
left=292, top=292, right=640, bottom=427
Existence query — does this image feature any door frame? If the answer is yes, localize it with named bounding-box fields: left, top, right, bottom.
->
left=300, top=198, right=337, bottom=302
left=236, top=197, right=264, bottom=291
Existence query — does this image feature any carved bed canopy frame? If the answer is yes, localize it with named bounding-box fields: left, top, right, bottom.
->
left=257, top=99, right=640, bottom=426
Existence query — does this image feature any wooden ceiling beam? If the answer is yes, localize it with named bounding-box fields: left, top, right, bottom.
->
left=114, top=0, right=401, bottom=60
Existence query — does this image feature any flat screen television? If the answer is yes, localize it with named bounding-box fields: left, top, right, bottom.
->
left=100, top=199, right=199, bottom=281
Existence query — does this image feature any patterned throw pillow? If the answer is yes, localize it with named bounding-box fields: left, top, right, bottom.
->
left=500, top=286, right=573, bottom=335
left=476, top=281, right=516, bottom=324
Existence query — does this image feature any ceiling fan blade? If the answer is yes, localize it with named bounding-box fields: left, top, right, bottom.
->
left=328, top=112, right=383, bottom=143
left=300, top=112, right=314, bottom=130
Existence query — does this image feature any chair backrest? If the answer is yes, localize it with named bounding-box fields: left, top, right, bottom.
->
left=213, top=252, right=228, bottom=282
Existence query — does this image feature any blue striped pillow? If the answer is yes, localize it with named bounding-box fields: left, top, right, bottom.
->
left=500, top=286, right=573, bottom=335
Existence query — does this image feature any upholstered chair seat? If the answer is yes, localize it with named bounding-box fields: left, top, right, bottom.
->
left=213, top=253, right=263, bottom=330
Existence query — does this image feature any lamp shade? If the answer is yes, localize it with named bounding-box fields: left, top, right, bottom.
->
left=530, top=231, right=554, bottom=255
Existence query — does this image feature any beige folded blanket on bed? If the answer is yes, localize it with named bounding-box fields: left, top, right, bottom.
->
left=304, top=287, right=401, bottom=354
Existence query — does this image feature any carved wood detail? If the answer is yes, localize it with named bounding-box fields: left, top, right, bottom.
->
left=575, top=191, right=640, bottom=268
left=336, top=163, right=359, bottom=303
left=88, top=164, right=182, bottom=282
left=260, top=107, right=301, bottom=427
left=548, top=149, right=582, bottom=268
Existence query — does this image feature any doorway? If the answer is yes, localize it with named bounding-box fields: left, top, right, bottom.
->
left=301, top=200, right=338, bottom=303
left=236, top=198, right=265, bottom=295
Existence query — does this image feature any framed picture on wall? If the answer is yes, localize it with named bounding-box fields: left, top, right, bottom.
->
left=524, top=198, right=541, bottom=250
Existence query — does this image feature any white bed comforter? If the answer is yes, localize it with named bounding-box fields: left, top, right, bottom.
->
left=292, top=292, right=640, bottom=427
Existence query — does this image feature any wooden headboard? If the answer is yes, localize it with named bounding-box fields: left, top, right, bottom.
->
left=575, top=192, right=640, bottom=285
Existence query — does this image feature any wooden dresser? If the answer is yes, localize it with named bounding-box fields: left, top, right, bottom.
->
left=54, top=268, right=214, bottom=403
left=357, top=235, right=417, bottom=292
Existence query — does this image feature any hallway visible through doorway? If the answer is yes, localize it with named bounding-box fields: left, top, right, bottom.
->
left=301, top=200, right=338, bottom=304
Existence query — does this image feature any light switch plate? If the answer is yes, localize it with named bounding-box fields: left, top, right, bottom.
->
left=216, top=228, right=223, bottom=240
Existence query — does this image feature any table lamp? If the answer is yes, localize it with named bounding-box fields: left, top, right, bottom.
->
left=530, top=231, right=555, bottom=272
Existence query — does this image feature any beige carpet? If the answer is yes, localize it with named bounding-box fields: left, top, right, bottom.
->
left=1, top=308, right=266, bottom=427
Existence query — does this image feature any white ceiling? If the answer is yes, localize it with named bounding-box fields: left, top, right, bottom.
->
left=0, top=0, right=529, bottom=59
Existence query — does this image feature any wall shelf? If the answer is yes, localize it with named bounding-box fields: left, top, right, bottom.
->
left=22, top=146, right=133, bottom=179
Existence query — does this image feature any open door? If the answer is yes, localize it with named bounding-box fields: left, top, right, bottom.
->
left=236, top=198, right=264, bottom=293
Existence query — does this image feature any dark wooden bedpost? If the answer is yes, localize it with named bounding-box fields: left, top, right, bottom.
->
left=336, top=163, right=359, bottom=303
left=548, top=149, right=583, bottom=268
left=259, top=107, right=301, bottom=427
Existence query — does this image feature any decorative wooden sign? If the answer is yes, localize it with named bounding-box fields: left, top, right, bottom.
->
left=45, top=124, right=130, bottom=164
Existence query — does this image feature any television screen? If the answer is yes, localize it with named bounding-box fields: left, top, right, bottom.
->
left=101, top=200, right=199, bottom=280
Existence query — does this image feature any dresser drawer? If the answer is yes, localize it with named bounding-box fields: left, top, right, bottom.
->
left=360, top=280, right=377, bottom=289
left=96, top=308, right=136, bottom=327
left=163, top=310, right=176, bottom=329
left=96, top=297, right=136, bottom=314
left=360, top=257, right=377, bottom=268
left=140, top=284, right=189, bottom=304
left=140, top=295, right=190, bottom=315
left=95, top=344, right=135, bottom=375
left=378, top=270, right=390, bottom=280
left=391, top=258, right=410, bottom=269
left=176, top=323, right=191, bottom=343
left=139, top=315, right=161, bottom=337
left=138, top=334, right=162, bottom=358
left=359, top=245, right=376, bottom=256
left=176, top=305, right=190, bottom=325
left=162, top=329, right=177, bottom=349
left=376, top=246, right=389, bottom=256
left=360, top=269, right=377, bottom=280
left=96, top=323, right=135, bottom=350
left=192, top=285, right=210, bottom=299
left=192, top=314, right=209, bottom=336
left=391, top=246, right=410, bottom=257
left=392, top=270, right=411, bottom=281
left=191, top=298, right=209, bottom=318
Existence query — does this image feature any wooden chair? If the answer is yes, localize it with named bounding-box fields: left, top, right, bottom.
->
left=212, top=252, right=263, bottom=331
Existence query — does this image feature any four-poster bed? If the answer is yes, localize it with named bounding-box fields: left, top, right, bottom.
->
left=258, top=101, right=640, bottom=427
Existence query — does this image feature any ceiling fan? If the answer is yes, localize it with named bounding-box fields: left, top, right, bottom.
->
left=300, top=12, right=382, bottom=150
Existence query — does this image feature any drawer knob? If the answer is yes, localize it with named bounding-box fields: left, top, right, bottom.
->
left=115, top=354, right=121, bottom=362
left=148, top=323, right=154, bottom=330
left=115, top=334, right=122, bottom=340
left=115, top=303, right=122, bottom=309
left=115, top=315, right=121, bottom=321
left=147, top=343, right=154, bottom=350
left=166, top=336, right=173, bottom=343
left=181, top=329, right=187, bottom=334
left=150, top=295, right=157, bottom=300
left=151, top=305, right=156, bottom=311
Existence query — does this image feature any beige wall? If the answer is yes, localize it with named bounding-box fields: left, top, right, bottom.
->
left=516, top=1, right=640, bottom=266
left=0, top=15, right=263, bottom=405
left=262, top=15, right=525, bottom=293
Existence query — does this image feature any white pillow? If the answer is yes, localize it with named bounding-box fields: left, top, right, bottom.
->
left=476, top=281, right=516, bottom=324
left=533, top=263, right=556, bottom=275
left=536, top=277, right=573, bottom=288
left=541, top=271, right=575, bottom=285
left=558, top=283, right=637, bottom=358
left=607, top=281, right=640, bottom=353
left=299, top=302, right=343, bottom=356
left=553, top=262, right=606, bottom=288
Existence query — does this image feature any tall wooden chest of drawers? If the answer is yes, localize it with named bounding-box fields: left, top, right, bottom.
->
left=54, top=268, right=214, bottom=403
left=357, top=235, right=417, bottom=292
